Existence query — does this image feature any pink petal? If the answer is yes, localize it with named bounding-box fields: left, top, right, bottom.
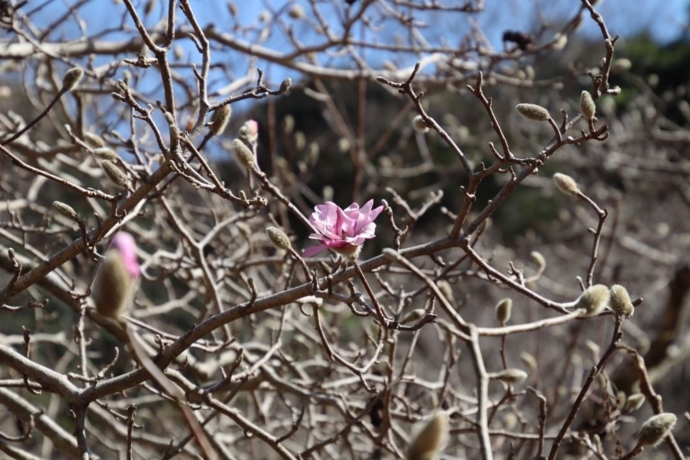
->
left=302, top=244, right=328, bottom=257
left=110, top=232, right=140, bottom=278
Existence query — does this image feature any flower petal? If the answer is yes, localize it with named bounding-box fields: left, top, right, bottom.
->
left=302, top=244, right=328, bottom=257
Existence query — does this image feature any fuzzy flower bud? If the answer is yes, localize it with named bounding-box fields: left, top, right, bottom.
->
left=92, top=147, right=119, bottom=161
left=520, top=352, right=538, bottom=371
left=580, top=90, right=596, bottom=121
left=406, top=412, right=449, bottom=460
left=101, top=160, right=128, bottom=187
left=495, top=298, right=512, bottom=326
left=52, top=201, right=78, bottom=221
left=530, top=251, right=546, bottom=270
left=288, top=4, right=304, bottom=19
left=625, top=393, right=645, bottom=412
left=209, top=105, right=232, bottom=136
left=516, top=103, right=550, bottom=122
left=232, top=139, right=255, bottom=168
left=553, top=172, right=580, bottom=196
left=279, top=78, right=292, bottom=94
left=610, top=284, right=634, bottom=317
left=577, top=284, right=610, bottom=317
left=637, top=413, right=677, bottom=447
left=92, top=232, right=140, bottom=320
left=490, top=369, right=528, bottom=384
left=611, top=58, right=632, bottom=73
left=266, top=227, right=292, bottom=251
left=552, top=33, right=568, bottom=51
left=437, top=280, right=454, bottom=302
left=412, top=115, right=429, bottom=133
left=62, top=67, right=84, bottom=92
left=83, top=132, right=106, bottom=148
left=283, top=115, right=295, bottom=135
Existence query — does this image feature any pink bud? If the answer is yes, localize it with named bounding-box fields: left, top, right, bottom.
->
left=91, top=232, right=140, bottom=320
left=110, top=232, right=140, bottom=279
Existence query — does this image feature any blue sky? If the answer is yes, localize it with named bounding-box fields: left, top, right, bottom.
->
left=18, top=0, right=690, bottom=155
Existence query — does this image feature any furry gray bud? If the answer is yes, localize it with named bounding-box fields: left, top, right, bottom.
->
left=52, top=201, right=78, bottom=221
left=495, top=298, right=512, bottom=325
left=609, top=284, right=634, bottom=317
left=232, top=139, right=254, bottom=168
left=209, top=105, right=232, bottom=136
left=638, top=413, right=677, bottom=447
left=577, top=284, right=609, bottom=317
left=516, top=103, right=550, bottom=122
left=92, top=147, right=119, bottom=161
left=580, top=91, right=596, bottom=120
left=553, top=172, right=580, bottom=196
left=266, top=227, right=292, bottom=251
left=101, top=160, right=128, bottom=187
left=62, top=67, right=84, bottom=92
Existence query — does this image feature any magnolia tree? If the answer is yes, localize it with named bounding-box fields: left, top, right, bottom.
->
left=0, top=1, right=687, bottom=459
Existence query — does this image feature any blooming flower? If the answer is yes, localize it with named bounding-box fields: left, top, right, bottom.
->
left=303, top=199, right=384, bottom=258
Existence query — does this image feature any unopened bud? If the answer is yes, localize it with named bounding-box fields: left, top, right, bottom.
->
left=553, top=172, right=580, bottom=196
left=413, top=115, right=429, bottom=133
left=232, top=139, right=254, bottom=168
left=92, top=147, right=119, bottom=161
left=609, top=284, right=634, bottom=317
left=611, top=58, right=632, bottom=73
left=437, top=280, right=454, bottom=302
left=338, top=137, right=350, bottom=153
left=552, top=33, right=568, bottom=51
left=520, top=352, right=538, bottom=371
left=288, top=4, right=304, bottom=19
left=580, top=91, right=596, bottom=120
left=101, top=160, right=128, bottom=187
left=92, top=234, right=139, bottom=320
left=266, top=227, right=292, bottom=251
left=625, top=393, right=645, bottom=412
left=490, top=369, right=528, bottom=384
left=577, top=284, right=609, bottom=317
left=406, top=412, right=449, bottom=460
left=283, top=114, right=295, bottom=135
left=52, top=201, right=78, bottom=220
left=174, top=45, right=184, bottom=60
left=495, top=298, right=512, bottom=325
left=236, top=222, right=252, bottom=239
left=294, top=131, right=306, bottom=150
left=62, top=67, right=84, bottom=92
left=530, top=251, right=546, bottom=270
left=209, top=104, right=232, bottom=136
left=516, top=103, right=550, bottom=122
left=83, top=132, right=106, bottom=148
left=637, top=413, right=677, bottom=447
left=279, top=78, right=292, bottom=94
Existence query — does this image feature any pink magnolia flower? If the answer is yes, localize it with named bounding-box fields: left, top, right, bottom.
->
left=303, top=199, right=384, bottom=258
